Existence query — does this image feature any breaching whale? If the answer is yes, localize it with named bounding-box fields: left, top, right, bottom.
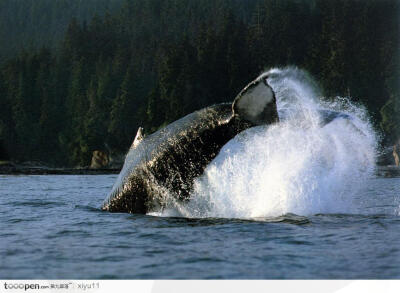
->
left=102, top=73, right=279, bottom=214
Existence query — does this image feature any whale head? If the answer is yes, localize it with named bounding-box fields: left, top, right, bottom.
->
left=232, top=73, right=278, bottom=125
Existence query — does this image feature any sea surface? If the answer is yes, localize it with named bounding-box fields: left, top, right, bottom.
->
left=1, top=174, right=400, bottom=279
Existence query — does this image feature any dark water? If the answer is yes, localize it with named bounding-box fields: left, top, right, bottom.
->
left=1, top=175, right=400, bottom=279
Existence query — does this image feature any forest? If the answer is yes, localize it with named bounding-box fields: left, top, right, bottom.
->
left=0, top=0, right=399, bottom=166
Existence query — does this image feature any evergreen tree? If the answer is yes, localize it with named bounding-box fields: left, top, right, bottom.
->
left=380, top=94, right=400, bottom=144
left=108, top=63, right=145, bottom=152
left=0, top=71, right=11, bottom=160
left=0, top=0, right=398, bottom=165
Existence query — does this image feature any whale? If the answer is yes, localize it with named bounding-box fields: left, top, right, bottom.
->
left=102, top=74, right=279, bottom=214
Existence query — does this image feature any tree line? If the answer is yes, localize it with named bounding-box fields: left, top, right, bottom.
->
left=0, top=0, right=125, bottom=64
left=0, top=0, right=399, bottom=166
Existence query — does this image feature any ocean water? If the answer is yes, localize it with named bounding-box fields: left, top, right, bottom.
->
left=0, top=174, right=400, bottom=279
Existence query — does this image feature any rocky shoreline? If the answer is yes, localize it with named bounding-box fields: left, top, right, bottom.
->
left=0, top=161, right=399, bottom=177
left=0, top=161, right=121, bottom=175
left=375, top=165, right=400, bottom=178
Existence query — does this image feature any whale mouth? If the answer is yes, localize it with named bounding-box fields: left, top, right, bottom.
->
left=232, top=74, right=278, bottom=125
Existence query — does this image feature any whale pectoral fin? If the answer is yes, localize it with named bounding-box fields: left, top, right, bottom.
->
left=131, top=127, right=145, bottom=149
left=232, top=75, right=279, bottom=125
left=319, top=110, right=352, bottom=126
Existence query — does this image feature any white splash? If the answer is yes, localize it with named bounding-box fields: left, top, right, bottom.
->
left=151, top=67, right=377, bottom=218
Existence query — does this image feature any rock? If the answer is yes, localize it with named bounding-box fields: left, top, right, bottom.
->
left=376, top=166, right=400, bottom=177
left=377, top=146, right=395, bottom=166
left=393, top=144, right=400, bottom=167
left=108, top=153, right=124, bottom=169
left=90, top=150, right=109, bottom=169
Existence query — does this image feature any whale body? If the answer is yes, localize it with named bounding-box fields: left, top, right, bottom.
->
left=102, top=74, right=279, bottom=214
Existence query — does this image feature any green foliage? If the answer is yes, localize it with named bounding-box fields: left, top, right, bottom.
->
left=0, top=0, right=125, bottom=64
left=380, top=94, right=400, bottom=144
left=108, top=63, right=146, bottom=151
left=0, top=0, right=398, bottom=166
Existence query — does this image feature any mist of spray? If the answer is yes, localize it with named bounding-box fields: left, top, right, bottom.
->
left=151, top=67, right=377, bottom=218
